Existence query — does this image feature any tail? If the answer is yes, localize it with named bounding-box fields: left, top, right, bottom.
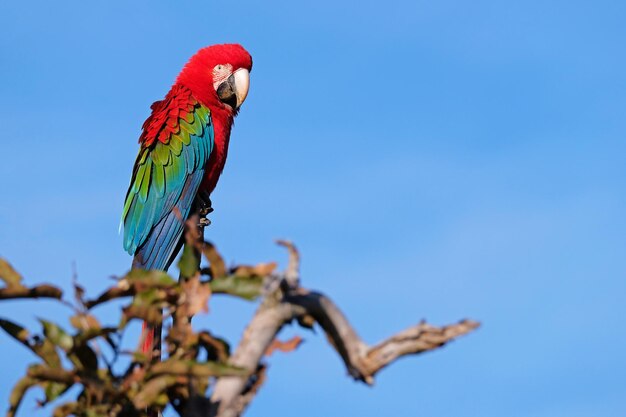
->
left=141, top=321, right=161, bottom=357
left=131, top=197, right=203, bottom=359
left=133, top=225, right=185, bottom=360
left=134, top=235, right=182, bottom=361
left=141, top=320, right=162, bottom=417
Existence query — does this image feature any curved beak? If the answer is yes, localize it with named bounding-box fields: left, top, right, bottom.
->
left=216, top=68, right=250, bottom=109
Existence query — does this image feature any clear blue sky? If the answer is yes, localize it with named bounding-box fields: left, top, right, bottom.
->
left=1, top=1, right=625, bottom=416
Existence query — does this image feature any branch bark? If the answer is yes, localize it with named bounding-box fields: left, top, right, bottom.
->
left=0, top=284, right=63, bottom=300
left=209, top=247, right=479, bottom=417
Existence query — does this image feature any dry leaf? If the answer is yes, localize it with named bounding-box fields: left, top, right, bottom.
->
left=234, top=262, right=277, bottom=277
left=201, top=242, right=226, bottom=278
left=265, top=336, right=303, bottom=356
left=181, top=275, right=211, bottom=316
left=183, top=215, right=202, bottom=250
left=0, top=259, right=23, bottom=290
left=69, top=314, right=100, bottom=331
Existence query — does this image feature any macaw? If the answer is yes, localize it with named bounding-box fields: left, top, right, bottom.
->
left=121, top=44, right=252, bottom=354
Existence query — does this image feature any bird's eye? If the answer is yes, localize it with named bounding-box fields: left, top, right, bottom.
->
left=215, top=65, right=223, bottom=71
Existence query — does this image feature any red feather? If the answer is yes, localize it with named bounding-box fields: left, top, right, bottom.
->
left=139, top=44, right=252, bottom=194
left=176, top=44, right=252, bottom=195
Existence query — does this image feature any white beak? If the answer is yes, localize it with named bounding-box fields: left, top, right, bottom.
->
left=233, top=68, right=250, bottom=108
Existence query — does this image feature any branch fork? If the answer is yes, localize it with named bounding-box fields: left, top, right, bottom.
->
left=208, top=242, right=479, bottom=417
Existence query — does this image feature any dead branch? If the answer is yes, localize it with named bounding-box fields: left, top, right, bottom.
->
left=0, top=284, right=63, bottom=300
left=209, top=244, right=479, bottom=417
left=286, top=290, right=479, bottom=382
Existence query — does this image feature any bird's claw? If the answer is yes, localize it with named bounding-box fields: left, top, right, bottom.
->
left=199, top=206, right=214, bottom=217
left=198, top=217, right=211, bottom=228
left=195, top=193, right=213, bottom=229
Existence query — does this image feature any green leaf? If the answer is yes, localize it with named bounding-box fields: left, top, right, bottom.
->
left=0, top=258, right=23, bottom=289
left=134, top=287, right=163, bottom=305
left=178, top=244, right=199, bottom=279
left=201, top=242, right=226, bottom=278
left=85, top=408, right=109, bottom=417
left=123, top=268, right=176, bottom=288
left=27, top=364, right=75, bottom=385
left=149, top=359, right=248, bottom=378
left=73, top=327, right=117, bottom=346
left=209, top=274, right=264, bottom=300
left=132, top=375, right=176, bottom=409
left=121, top=304, right=162, bottom=327
left=40, top=319, right=73, bottom=351
left=52, top=402, right=80, bottom=417
left=43, top=381, right=70, bottom=405
left=32, top=339, right=63, bottom=368
left=0, top=318, right=62, bottom=367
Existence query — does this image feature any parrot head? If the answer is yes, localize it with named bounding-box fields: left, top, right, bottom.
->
left=176, top=43, right=252, bottom=115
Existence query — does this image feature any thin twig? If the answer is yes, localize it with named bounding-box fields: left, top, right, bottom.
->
left=275, top=240, right=299, bottom=288
left=0, top=285, right=63, bottom=300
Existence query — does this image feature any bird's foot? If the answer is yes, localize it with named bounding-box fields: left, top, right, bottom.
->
left=198, top=217, right=211, bottom=228
left=198, top=194, right=213, bottom=215
left=199, top=206, right=214, bottom=216
left=196, top=194, right=213, bottom=229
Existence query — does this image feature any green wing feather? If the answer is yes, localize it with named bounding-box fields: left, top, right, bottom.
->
left=121, top=94, right=213, bottom=270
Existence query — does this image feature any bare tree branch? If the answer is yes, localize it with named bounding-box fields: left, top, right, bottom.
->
left=275, top=240, right=299, bottom=288
left=210, top=293, right=295, bottom=417
left=362, top=319, right=479, bottom=378
left=209, top=273, right=479, bottom=417
left=286, top=290, right=479, bottom=383
left=0, top=284, right=63, bottom=300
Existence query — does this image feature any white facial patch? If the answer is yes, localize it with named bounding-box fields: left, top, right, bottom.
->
left=212, top=64, right=233, bottom=91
